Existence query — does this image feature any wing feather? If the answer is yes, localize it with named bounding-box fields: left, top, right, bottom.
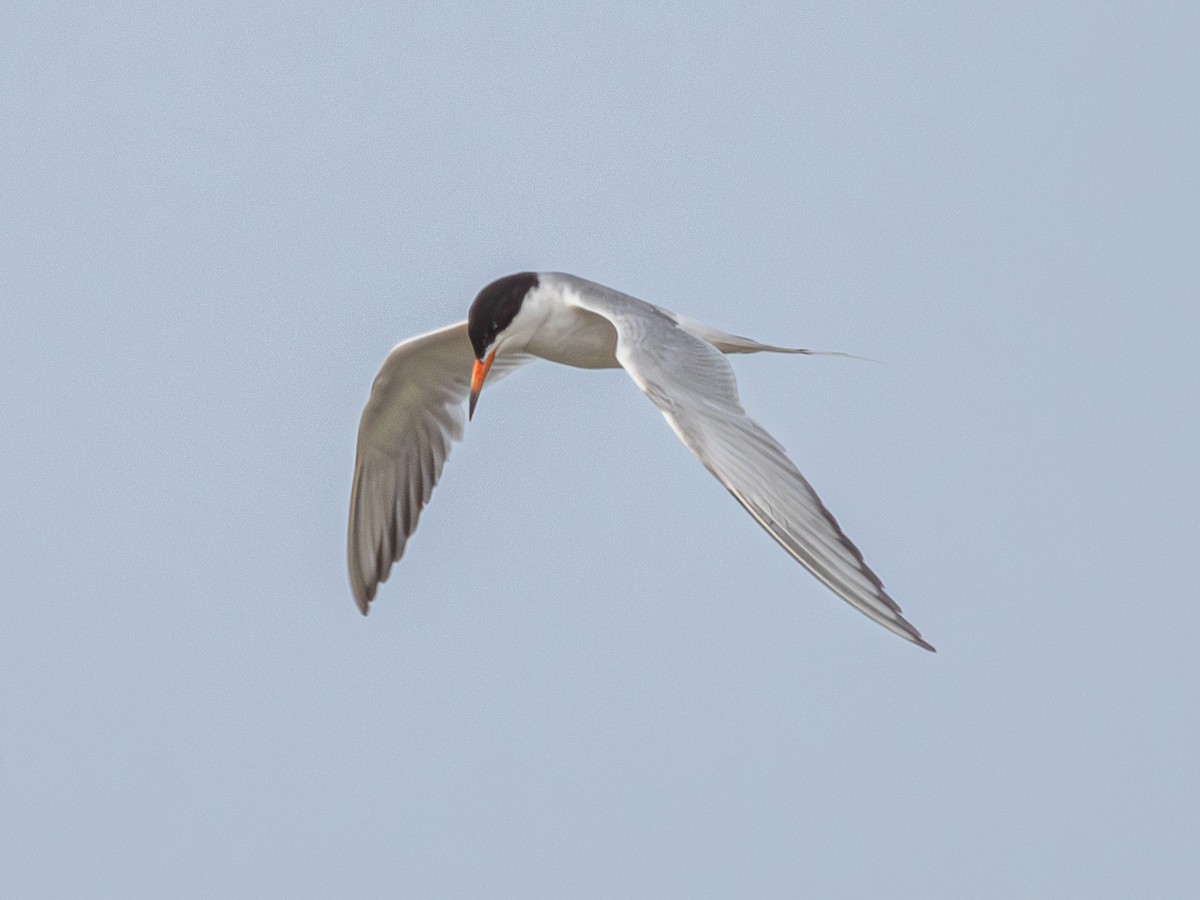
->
left=348, top=321, right=529, bottom=612
left=559, top=276, right=933, bottom=650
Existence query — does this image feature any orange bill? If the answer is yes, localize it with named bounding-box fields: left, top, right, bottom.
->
left=468, top=350, right=496, bottom=420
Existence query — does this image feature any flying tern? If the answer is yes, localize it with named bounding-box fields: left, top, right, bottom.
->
left=348, top=272, right=933, bottom=650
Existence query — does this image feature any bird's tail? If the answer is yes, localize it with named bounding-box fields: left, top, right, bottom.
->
left=670, top=313, right=875, bottom=361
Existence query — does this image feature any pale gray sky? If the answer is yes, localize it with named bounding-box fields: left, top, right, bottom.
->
left=3, top=2, right=1199, bottom=897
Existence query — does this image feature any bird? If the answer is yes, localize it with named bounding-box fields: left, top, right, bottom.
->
left=348, top=272, right=933, bottom=651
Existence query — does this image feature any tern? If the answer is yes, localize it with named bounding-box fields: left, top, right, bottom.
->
left=348, top=272, right=933, bottom=650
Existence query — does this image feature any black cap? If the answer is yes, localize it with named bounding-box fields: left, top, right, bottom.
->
left=467, top=272, right=539, bottom=360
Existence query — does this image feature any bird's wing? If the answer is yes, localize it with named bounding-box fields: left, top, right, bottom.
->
left=561, top=279, right=933, bottom=650
left=348, top=321, right=531, bottom=612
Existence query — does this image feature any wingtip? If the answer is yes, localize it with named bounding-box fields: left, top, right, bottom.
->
left=896, top=622, right=935, bottom=651
left=351, top=583, right=373, bottom=616
left=898, top=622, right=935, bottom=652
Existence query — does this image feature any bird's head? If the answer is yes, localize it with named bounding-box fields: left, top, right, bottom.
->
left=466, top=271, right=539, bottom=419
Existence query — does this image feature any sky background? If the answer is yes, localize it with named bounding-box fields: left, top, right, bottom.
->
left=3, top=2, right=1199, bottom=897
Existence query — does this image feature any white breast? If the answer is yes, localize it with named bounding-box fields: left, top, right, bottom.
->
left=505, top=276, right=622, bottom=369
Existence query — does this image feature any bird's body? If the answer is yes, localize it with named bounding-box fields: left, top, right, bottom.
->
left=349, top=272, right=933, bottom=650
left=497, top=278, right=621, bottom=369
